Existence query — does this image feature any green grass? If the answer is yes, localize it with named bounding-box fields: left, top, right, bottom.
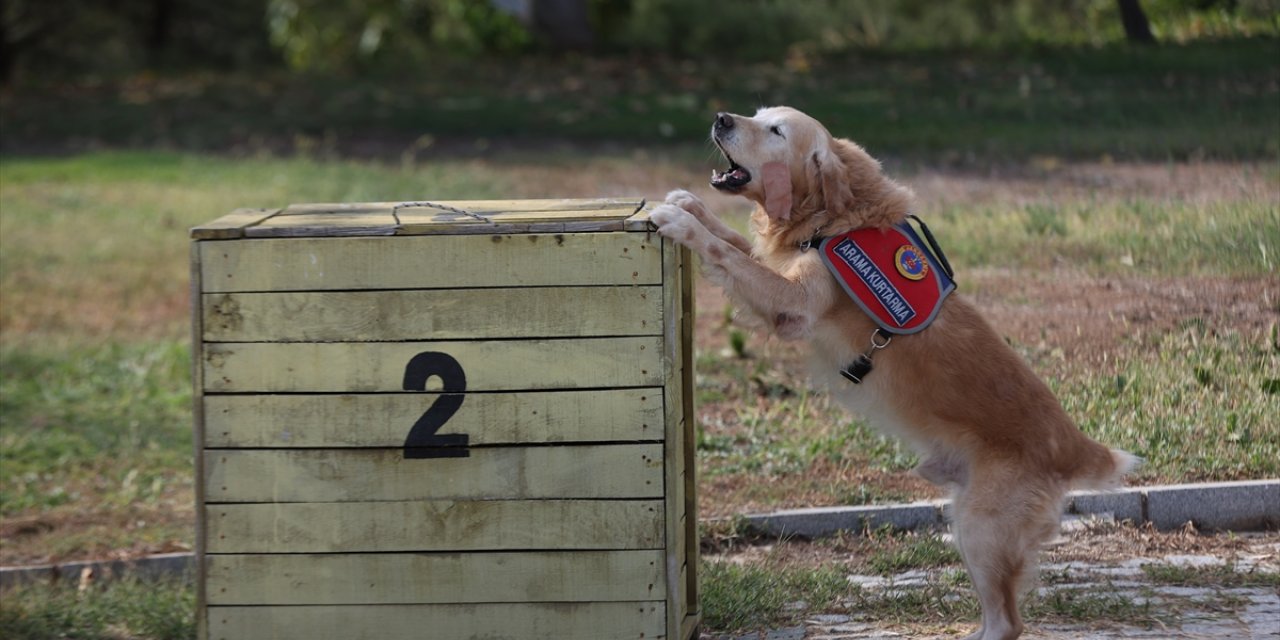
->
left=0, top=576, right=194, bottom=640
left=1057, top=328, right=1280, bottom=483
left=0, top=342, right=191, bottom=517
left=3, top=39, right=1278, bottom=161
left=863, top=531, right=964, bottom=576
left=700, top=558, right=848, bottom=631
left=1141, top=561, right=1280, bottom=588
left=694, top=352, right=921, bottom=478
left=926, top=188, right=1280, bottom=276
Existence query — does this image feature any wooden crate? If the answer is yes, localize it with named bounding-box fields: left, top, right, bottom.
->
left=190, top=198, right=698, bottom=640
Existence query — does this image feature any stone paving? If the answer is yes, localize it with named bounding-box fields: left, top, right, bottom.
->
left=705, top=540, right=1280, bottom=640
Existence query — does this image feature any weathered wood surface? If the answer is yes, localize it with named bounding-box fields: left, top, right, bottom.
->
left=393, top=219, right=645, bottom=236
left=244, top=212, right=399, bottom=237
left=654, top=243, right=700, bottom=633
left=203, top=389, right=663, bottom=447
left=206, top=602, right=664, bottom=640
left=202, top=338, right=663, bottom=393
left=200, top=233, right=660, bottom=292
left=393, top=206, right=641, bottom=230
left=190, top=199, right=645, bottom=240
left=190, top=208, right=281, bottom=240
left=678, top=244, right=701, bottom=625
left=192, top=207, right=696, bottom=639
left=280, top=198, right=642, bottom=216
left=202, top=286, right=662, bottom=342
left=206, top=499, right=664, bottom=553
left=205, top=445, right=664, bottom=502
left=206, top=550, right=664, bottom=605
left=625, top=203, right=658, bottom=231
left=189, top=242, right=210, bottom=640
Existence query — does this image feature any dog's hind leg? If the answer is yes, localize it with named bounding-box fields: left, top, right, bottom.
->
left=950, top=468, right=1064, bottom=640
left=914, top=450, right=968, bottom=489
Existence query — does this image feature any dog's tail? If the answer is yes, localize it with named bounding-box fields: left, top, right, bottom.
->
left=1072, top=441, right=1140, bottom=491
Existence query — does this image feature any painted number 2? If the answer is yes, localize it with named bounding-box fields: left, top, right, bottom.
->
left=401, top=352, right=470, bottom=459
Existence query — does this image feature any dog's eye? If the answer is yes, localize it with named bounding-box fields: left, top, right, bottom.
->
left=770, top=126, right=784, bottom=137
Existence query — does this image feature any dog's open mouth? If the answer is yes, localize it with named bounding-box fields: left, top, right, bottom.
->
left=711, top=153, right=751, bottom=191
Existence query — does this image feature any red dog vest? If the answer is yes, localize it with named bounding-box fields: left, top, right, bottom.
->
left=817, top=220, right=955, bottom=335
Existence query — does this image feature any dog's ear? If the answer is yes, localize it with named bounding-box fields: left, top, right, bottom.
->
left=761, top=161, right=792, bottom=221
left=811, top=137, right=913, bottom=227
left=810, top=143, right=854, bottom=216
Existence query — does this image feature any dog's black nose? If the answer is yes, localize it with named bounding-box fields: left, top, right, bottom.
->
left=714, top=112, right=734, bottom=132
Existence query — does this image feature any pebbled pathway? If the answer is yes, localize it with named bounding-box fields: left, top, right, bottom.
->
left=704, top=529, right=1279, bottom=640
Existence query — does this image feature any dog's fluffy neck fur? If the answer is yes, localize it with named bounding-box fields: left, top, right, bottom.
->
left=749, top=136, right=915, bottom=255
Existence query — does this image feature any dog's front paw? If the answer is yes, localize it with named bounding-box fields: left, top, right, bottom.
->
left=665, top=189, right=708, bottom=215
left=666, top=189, right=723, bottom=228
left=649, top=203, right=704, bottom=245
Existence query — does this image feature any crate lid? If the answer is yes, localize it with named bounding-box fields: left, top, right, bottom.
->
left=191, top=198, right=654, bottom=239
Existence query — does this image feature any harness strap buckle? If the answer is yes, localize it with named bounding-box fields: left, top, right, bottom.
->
left=840, top=354, right=874, bottom=384
left=840, top=329, right=893, bottom=385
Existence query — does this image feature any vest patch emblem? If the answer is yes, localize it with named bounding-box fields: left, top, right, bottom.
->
left=894, top=245, right=929, bottom=281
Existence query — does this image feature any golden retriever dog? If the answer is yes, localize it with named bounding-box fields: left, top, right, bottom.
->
left=650, top=107, right=1135, bottom=640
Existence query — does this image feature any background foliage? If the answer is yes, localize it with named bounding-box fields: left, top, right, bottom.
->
left=3, top=0, right=1277, bottom=79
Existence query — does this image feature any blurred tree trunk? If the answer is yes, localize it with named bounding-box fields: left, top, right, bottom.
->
left=1117, top=0, right=1156, bottom=44
left=532, top=0, right=593, bottom=50
left=146, top=0, right=174, bottom=63
left=1, top=1, right=59, bottom=84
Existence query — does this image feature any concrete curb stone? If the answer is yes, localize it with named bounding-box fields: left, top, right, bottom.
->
left=743, top=479, right=1280, bottom=539
left=1144, top=480, right=1280, bottom=531
left=0, top=551, right=193, bottom=590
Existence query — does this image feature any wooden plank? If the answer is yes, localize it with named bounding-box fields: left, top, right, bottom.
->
left=275, top=202, right=389, bottom=215
left=625, top=202, right=656, bottom=231
left=395, top=220, right=638, bottom=236
left=280, top=198, right=642, bottom=216
left=202, top=338, right=663, bottom=393
left=190, top=242, right=210, bottom=640
left=676, top=512, right=686, bottom=606
left=245, top=212, right=399, bottom=237
left=681, top=611, right=701, bottom=640
left=200, top=233, right=660, bottom=292
left=205, top=445, right=664, bottom=503
left=204, top=389, right=663, bottom=448
left=206, top=602, right=664, bottom=640
left=202, top=286, right=662, bottom=342
left=418, top=198, right=641, bottom=213
left=252, top=199, right=645, bottom=237
left=661, top=239, right=685, bottom=640
left=206, top=550, right=664, bottom=605
left=190, top=208, right=280, bottom=240
left=679, top=245, right=701, bottom=624
left=395, top=207, right=637, bottom=226
left=205, top=499, right=664, bottom=553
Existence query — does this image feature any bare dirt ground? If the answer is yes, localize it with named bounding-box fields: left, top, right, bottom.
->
left=0, top=493, right=193, bottom=567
